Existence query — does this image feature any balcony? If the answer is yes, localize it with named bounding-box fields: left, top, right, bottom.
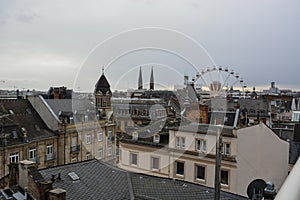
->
left=70, top=145, right=80, bottom=153
left=29, top=157, right=39, bottom=164
left=45, top=153, right=55, bottom=161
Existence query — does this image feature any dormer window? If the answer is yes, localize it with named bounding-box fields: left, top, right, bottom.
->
left=132, top=132, right=138, bottom=140
left=153, top=135, right=160, bottom=143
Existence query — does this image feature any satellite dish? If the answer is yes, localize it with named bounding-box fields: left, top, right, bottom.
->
left=247, top=179, right=267, bottom=199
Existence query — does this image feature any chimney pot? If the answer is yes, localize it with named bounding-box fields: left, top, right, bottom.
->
left=51, top=175, right=56, bottom=182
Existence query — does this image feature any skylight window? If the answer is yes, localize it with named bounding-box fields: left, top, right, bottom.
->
left=68, top=172, right=79, bottom=181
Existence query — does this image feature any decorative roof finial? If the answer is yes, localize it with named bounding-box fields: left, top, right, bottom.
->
left=102, top=65, right=105, bottom=74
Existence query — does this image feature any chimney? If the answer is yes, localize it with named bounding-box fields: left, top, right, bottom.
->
left=18, top=160, right=35, bottom=189
left=51, top=175, right=56, bottom=182
left=48, top=188, right=66, bottom=200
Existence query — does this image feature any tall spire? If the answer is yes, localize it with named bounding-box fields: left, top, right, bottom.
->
left=150, top=66, right=154, bottom=90
left=138, top=66, right=143, bottom=90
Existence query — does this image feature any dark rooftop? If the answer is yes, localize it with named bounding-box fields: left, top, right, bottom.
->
left=0, top=99, right=57, bottom=147
left=94, top=73, right=111, bottom=95
left=39, top=159, right=248, bottom=200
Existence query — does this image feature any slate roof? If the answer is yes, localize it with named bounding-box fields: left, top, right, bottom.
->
left=39, top=159, right=248, bottom=200
left=0, top=99, right=57, bottom=147
left=39, top=160, right=131, bottom=200
left=131, top=173, right=248, bottom=200
left=45, top=99, right=95, bottom=117
left=94, top=73, right=111, bottom=95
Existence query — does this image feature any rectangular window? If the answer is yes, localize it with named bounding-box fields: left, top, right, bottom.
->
left=98, top=132, right=103, bottom=142
left=10, top=152, right=19, bottom=163
left=86, top=153, right=92, bottom=160
left=130, top=153, right=138, bottom=166
left=203, top=140, right=207, bottom=152
left=153, top=135, right=160, bottom=143
left=98, top=149, right=103, bottom=159
left=195, top=165, right=205, bottom=181
left=222, top=143, right=231, bottom=155
left=71, top=157, right=77, bottom=163
left=47, top=144, right=53, bottom=155
left=107, top=147, right=112, bottom=156
left=29, top=148, right=36, bottom=161
left=175, top=136, right=185, bottom=149
left=196, top=139, right=201, bottom=151
left=151, top=157, right=159, bottom=170
left=86, top=135, right=91, bottom=144
left=175, top=161, right=184, bottom=176
left=196, top=139, right=207, bottom=152
left=181, top=137, right=185, bottom=148
left=221, top=170, right=229, bottom=186
left=176, top=137, right=180, bottom=148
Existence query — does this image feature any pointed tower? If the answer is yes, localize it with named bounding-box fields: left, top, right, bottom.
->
left=150, top=66, right=154, bottom=90
left=94, top=69, right=112, bottom=111
left=138, top=66, right=143, bottom=90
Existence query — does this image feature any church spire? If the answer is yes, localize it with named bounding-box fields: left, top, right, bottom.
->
left=150, top=66, right=154, bottom=90
left=138, top=66, right=143, bottom=90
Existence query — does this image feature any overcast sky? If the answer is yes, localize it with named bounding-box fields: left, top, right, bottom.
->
left=0, top=0, right=299, bottom=92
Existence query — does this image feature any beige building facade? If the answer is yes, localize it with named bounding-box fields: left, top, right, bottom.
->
left=118, top=123, right=289, bottom=197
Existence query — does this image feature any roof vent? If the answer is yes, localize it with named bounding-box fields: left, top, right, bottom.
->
left=68, top=172, right=79, bottom=181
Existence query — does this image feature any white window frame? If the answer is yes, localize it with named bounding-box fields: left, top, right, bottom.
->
left=153, top=135, right=160, bottom=143
left=175, top=136, right=185, bottom=149
left=86, top=134, right=91, bottom=144
left=71, top=157, right=77, bottom=163
left=98, top=132, right=103, bottom=142
left=98, top=149, right=103, bottom=159
left=222, top=143, right=231, bottom=156
left=10, top=152, right=19, bottom=163
left=86, top=153, right=92, bottom=160
left=29, top=147, right=36, bottom=160
left=46, top=144, right=53, bottom=155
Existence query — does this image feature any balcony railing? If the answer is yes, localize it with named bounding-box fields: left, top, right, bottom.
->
left=70, top=145, right=80, bottom=153
left=45, top=153, right=55, bottom=161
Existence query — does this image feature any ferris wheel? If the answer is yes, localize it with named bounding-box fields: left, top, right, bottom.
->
left=191, top=66, right=247, bottom=98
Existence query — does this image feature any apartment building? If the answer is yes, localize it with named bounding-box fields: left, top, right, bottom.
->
left=119, top=123, right=289, bottom=197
